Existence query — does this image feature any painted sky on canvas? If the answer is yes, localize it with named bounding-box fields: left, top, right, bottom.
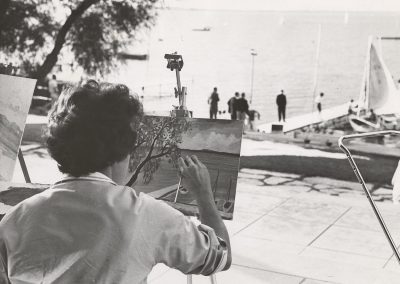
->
left=0, top=75, right=36, bottom=129
left=179, top=119, right=242, bottom=154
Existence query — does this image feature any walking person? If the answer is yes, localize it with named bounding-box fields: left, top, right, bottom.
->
left=315, top=92, right=324, bottom=114
left=48, top=74, right=59, bottom=103
left=40, top=74, right=60, bottom=113
left=276, top=90, right=287, bottom=122
left=227, top=92, right=240, bottom=120
left=248, top=109, right=260, bottom=131
left=208, top=87, right=220, bottom=119
left=236, top=92, right=249, bottom=121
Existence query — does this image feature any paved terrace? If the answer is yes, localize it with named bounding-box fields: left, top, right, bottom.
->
left=146, top=168, right=400, bottom=284
left=2, top=142, right=400, bottom=283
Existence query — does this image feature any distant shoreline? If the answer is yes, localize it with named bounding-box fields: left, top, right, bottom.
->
left=180, top=148, right=240, bottom=157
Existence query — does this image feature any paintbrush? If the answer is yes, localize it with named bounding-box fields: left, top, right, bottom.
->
left=174, top=176, right=182, bottom=203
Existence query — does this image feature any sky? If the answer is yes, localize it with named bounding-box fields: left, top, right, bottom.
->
left=163, top=0, right=400, bottom=12
left=179, top=119, right=242, bottom=154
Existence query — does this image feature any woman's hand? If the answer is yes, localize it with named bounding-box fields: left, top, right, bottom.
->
left=177, top=155, right=213, bottom=200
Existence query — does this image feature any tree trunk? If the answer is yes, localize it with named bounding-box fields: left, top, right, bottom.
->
left=34, top=0, right=99, bottom=81
left=126, top=150, right=169, bottom=187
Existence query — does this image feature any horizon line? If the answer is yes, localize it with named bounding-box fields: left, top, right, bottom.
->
left=159, top=7, right=400, bottom=13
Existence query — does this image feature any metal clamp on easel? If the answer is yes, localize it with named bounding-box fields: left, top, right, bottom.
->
left=165, top=53, right=217, bottom=284
left=165, top=53, right=192, bottom=118
left=339, top=130, right=400, bottom=265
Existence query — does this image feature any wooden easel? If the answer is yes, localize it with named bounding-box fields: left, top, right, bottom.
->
left=18, top=149, right=31, bottom=183
left=165, top=53, right=218, bottom=284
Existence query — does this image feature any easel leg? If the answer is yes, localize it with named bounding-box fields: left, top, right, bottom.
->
left=210, top=274, right=217, bottom=284
left=186, top=274, right=217, bottom=283
left=18, top=149, right=31, bottom=183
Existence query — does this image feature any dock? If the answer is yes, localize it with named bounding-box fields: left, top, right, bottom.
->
left=257, top=103, right=349, bottom=133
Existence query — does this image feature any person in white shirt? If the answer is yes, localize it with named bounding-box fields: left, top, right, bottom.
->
left=348, top=99, right=358, bottom=115
left=48, top=74, right=59, bottom=102
left=0, top=80, right=231, bottom=284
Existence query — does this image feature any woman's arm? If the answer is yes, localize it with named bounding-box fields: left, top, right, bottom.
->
left=178, top=156, right=232, bottom=270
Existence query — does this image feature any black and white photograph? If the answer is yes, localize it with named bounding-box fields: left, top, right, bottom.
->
left=2, top=0, right=400, bottom=283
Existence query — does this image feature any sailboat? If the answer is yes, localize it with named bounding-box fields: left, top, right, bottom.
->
left=349, top=36, right=400, bottom=132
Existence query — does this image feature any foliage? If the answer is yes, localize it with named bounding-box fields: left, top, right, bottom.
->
left=0, top=0, right=159, bottom=81
left=127, top=116, right=192, bottom=186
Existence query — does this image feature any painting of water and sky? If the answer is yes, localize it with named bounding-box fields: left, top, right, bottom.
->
left=128, top=116, right=243, bottom=220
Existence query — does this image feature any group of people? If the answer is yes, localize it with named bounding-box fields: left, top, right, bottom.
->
left=207, top=88, right=250, bottom=121
left=207, top=88, right=260, bottom=130
left=227, top=92, right=250, bottom=121
left=208, top=87, right=250, bottom=121
left=348, top=99, right=378, bottom=124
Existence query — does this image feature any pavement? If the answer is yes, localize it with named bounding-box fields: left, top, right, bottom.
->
left=146, top=168, right=400, bottom=284
left=257, top=103, right=348, bottom=133
left=8, top=141, right=400, bottom=283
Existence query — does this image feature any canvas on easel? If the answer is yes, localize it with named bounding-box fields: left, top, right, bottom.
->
left=127, top=115, right=243, bottom=220
left=0, top=74, right=36, bottom=182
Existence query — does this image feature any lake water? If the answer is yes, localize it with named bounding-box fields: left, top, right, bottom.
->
left=105, top=9, right=400, bottom=122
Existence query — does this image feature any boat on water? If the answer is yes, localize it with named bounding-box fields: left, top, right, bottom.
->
left=118, top=53, right=148, bottom=60
left=192, top=26, right=211, bottom=32
left=348, top=115, right=380, bottom=132
left=349, top=36, right=400, bottom=133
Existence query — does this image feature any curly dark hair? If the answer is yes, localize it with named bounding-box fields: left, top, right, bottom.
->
left=46, top=80, right=143, bottom=176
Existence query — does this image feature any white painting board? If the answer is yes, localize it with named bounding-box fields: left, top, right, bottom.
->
left=0, top=75, right=37, bottom=181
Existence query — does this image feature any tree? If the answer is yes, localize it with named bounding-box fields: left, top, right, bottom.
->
left=0, top=0, right=159, bottom=81
left=127, top=116, right=192, bottom=187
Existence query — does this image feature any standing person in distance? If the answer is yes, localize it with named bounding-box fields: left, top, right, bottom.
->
left=315, top=92, right=324, bottom=114
left=227, top=92, right=240, bottom=120
left=48, top=74, right=59, bottom=103
left=276, top=90, right=287, bottom=122
left=248, top=109, right=260, bottom=131
left=208, top=87, right=220, bottom=119
left=236, top=92, right=249, bottom=121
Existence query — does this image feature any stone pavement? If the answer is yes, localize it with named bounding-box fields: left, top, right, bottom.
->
left=147, top=168, right=400, bottom=284
left=9, top=145, right=400, bottom=283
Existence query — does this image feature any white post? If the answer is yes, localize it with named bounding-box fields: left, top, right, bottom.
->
left=358, top=35, right=373, bottom=116
left=250, top=49, right=257, bottom=105
left=311, top=24, right=322, bottom=113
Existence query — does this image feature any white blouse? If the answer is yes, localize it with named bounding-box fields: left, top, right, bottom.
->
left=0, top=173, right=227, bottom=283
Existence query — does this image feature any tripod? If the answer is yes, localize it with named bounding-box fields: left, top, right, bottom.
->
left=339, top=130, right=400, bottom=265
left=165, top=53, right=217, bottom=284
